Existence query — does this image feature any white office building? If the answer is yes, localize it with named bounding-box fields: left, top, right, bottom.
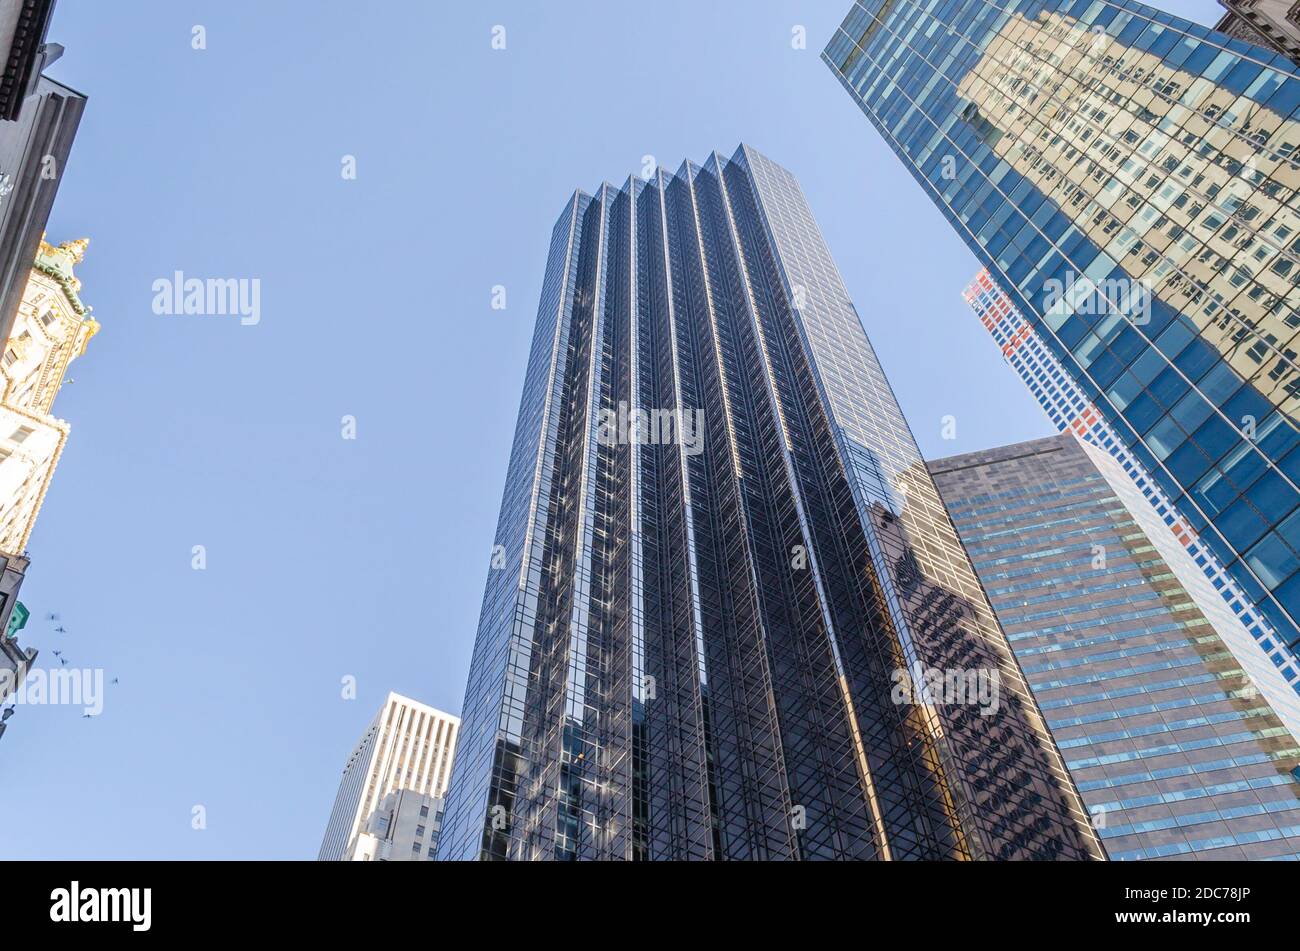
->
left=318, top=692, right=459, bottom=861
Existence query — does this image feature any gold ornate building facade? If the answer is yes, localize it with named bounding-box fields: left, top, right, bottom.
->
left=0, top=237, right=95, bottom=556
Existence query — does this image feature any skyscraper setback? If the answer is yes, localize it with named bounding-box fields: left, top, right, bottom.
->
left=436, top=145, right=1103, bottom=861
left=825, top=0, right=1300, bottom=672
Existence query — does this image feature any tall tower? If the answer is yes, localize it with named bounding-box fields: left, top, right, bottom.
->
left=436, top=145, right=1104, bottom=861
left=825, top=0, right=1300, bottom=673
left=317, top=692, right=459, bottom=861
left=0, top=237, right=95, bottom=694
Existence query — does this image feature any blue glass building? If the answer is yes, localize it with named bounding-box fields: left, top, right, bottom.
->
left=825, top=0, right=1300, bottom=675
left=435, top=146, right=1103, bottom=860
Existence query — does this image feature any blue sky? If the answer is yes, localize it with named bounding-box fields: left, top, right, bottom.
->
left=0, top=0, right=1224, bottom=859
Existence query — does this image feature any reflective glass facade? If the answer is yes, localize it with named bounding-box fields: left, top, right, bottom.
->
left=825, top=0, right=1300, bottom=663
left=932, top=434, right=1300, bottom=859
left=965, top=267, right=1300, bottom=696
left=436, top=146, right=1103, bottom=860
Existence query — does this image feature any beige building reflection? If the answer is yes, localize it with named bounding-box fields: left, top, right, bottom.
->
left=956, top=11, right=1300, bottom=424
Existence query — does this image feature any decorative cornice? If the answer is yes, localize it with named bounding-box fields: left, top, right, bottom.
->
left=34, top=237, right=91, bottom=316
left=0, top=0, right=56, bottom=122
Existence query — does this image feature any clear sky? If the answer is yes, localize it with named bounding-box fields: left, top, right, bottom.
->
left=0, top=0, right=1224, bottom=859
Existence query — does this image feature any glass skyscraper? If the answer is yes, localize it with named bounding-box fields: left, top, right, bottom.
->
left=825, top=0, right=1300, bottom=669
left=436, top=145, right=1103, bottom=860
left=964, top=267, right=1300, bottom=697
left=931, top=434, right=1300, bottom=859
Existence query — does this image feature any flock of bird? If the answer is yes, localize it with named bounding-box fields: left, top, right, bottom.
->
left=1, top=610, right=118, bottom=729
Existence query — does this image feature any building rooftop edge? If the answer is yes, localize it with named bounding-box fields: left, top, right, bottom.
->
left=558, top=144, right=776, bottom=213
left=927, top=433, right=1075, bottom=473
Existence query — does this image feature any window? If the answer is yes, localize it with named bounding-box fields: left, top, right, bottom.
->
left=1246, top=531, right=1300, bottom=589
left=10, top=426, right=33, bottom=444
